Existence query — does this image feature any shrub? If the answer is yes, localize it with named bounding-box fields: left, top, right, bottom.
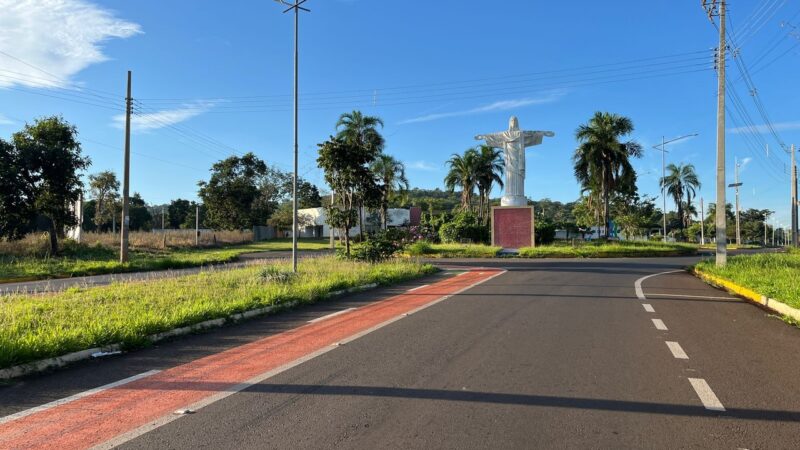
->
left=343, top=229, right=406, bottom=263
left=407, top=241, right=434, bottom=256
left=438, top=212, right=490, bottom=244
left=535, top=222, right=556, bottom=245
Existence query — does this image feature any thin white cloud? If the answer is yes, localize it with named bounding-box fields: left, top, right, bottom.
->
left=113, top=102, right=215, bottom=132
left=738, top=156, right=753, bottom=173
left=0, top=114, right=13, bottom=125
left=0, top=0, right=141, bottom=89
left=399, top=91, right=566, bottom=124
left=730, top=121, right=800, bottom=134
left=406, top=160, right=438, bottom=171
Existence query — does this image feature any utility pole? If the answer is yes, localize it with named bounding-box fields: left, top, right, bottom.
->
left=792, top=144, right=798, bottom=247
left=763, top=211, right=769, bottom=247
left=329, top=192, right=335, bottom=249
left=704, top=0, right=727, bottom=265
left=728, top=157, right=742, bottom=246
left=162, top=208, right=165, bottom=230
left=120, top=71, right=132, bottom=263
left=700, top=197, right=705, bottom=245
left=275, top=0, right=310, bottom=273
left=195, top=204, right=200, bottom=246
left=653, top=133, right=698, bottom=242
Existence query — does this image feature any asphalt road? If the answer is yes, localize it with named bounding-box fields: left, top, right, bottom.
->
left=2, top=255, right=799, bottom=449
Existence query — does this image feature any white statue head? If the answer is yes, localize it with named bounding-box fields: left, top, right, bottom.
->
left=508, top=116, right=519, bottom=130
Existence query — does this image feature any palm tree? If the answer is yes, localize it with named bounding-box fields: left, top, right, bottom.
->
left=336, top=110, right=385, bottom=154
left=444, top=148, right=479, bottom=213
left=475, top=145, right=504, bottom=223
left=336, top=110, right=385, bottom=238
left=573, top=112, right=643, bottom=238
left=660, top=163, right=701, bottom=234
left=371, top=154, right=409, bottom=229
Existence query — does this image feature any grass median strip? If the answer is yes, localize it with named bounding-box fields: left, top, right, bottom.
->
left=0, top=238, right=331, bottom=283
left=694, top=249, right=800, bottom=310
left=0, top=257, right=436, bottom=370
left=405, top=240, right=696, bottom=258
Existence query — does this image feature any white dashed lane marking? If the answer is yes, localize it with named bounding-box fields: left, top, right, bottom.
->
left=666, top=341, right=689, bottom=359
left=688, top=378, right=726, bottom=411
left=642, top=304, right=655, bottom=312
left=652, top=319, right=668, bottom=331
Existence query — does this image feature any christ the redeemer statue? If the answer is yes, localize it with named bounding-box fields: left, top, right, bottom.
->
left=475, top=116, right=555, bottom=207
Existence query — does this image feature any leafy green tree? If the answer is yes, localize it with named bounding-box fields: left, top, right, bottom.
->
left=129, top=193, right=153, bottom=231
left=296, top=180, right=322, bottom=208
left=444, top=148, right=479, bottom=212
left=0, top=138, right=34, bottom=240
left=573, top=112, right=642, bottom=238
left=88, top=170, right=120, bottom=231
left=371, top=154, right=409, bottom=229
left=167, top=199, right=192, bottom=229
left=13, top=116, right=90, bottom=254
left=660, top=163, right=701, bottom=235
left=317, top=136, right=380, bottom=255
left=267, top=202, right=314, bottom=235
left=475, top=145, right=504, bottom=223
left=198, top=153, right=271, bottom=230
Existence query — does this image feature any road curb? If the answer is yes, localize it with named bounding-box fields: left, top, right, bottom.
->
left=691, top=268, right=800, bottom=323
left=0, top=282, right=382, bottom=380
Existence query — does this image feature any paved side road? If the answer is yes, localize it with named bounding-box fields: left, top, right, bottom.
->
left=0, top=249, right=332, bottom=295
left=2, top=256, right=799, bottom=449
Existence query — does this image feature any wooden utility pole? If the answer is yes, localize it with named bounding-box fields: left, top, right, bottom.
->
left=120, top=71, right=132, bottom=263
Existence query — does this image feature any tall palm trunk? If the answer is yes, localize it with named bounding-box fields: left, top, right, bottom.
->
left=603, top=167, right=610, bottom=239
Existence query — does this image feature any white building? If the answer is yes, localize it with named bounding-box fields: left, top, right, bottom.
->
left=298, top=207, right=412, bottom=238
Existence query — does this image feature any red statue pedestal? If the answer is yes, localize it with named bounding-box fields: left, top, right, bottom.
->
left=491, top=206, right=535, bottom=249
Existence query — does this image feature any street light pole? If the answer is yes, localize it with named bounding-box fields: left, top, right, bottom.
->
left=275, top=0, right=310, bottom=273
left=652, top=133, right=698, bottom=242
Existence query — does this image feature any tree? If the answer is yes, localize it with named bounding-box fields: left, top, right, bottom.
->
left=0, top=138, right=34, bottom=240
left=475, top=145, right=504, bottom=223
left=317, top=136, right=380, bottom=256
left=13, top=116, right=90, bottom=254
left=371, top=154, right=409, bottom=229
left=167, top=199, right=192, bottom=229
left=660, top=163, right=701, bottom=236
left=198, top=153, right=270, bottom=230
left=268, top=202, right=314, bottom=235
left=129, top=193, right=153, bottom=231
left=297, top=180, right=322, bottom=208
left=573, top=112, right=642, bottom=238
left=88, top=170, right=120, bottom=231
left=444, top=148, right=479, bottom=213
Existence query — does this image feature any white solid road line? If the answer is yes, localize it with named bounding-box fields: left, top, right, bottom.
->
left=644, top=293, right=736, bottom=301
left=307, top=308, right=357, bottom=323
left=0, top=370, right=161, bottom=425
left=666, top=341, right=689, bottom=359
left=688, top=378, right=726, bottom=411
left=642, top=304, right=655, bottom=312
left=407, top=284, right=429, bottom=292
left=652, top=319, right=668, bottom=331
left=634, top=270, right=684, bottom=300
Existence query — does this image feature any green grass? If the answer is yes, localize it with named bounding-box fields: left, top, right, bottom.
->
left=406, top=242, right=502, bottom=258
left=405, top=240, right=696, bottom=258
left=699, top=243, right=763, bottom=250
left=0, top=238, right=332, bottom=283
left=0, top=257, right=436, bottom=369
left=519, top=241, right=698, bottom=258
left=694, top=249, right=800, bottom=309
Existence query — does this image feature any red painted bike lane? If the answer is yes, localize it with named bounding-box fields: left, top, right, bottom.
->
left=0, top=269, right=502, bottom=450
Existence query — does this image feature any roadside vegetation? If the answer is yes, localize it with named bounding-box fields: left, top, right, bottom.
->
left=405, top=240, right=696, bottom=258
left=0, top=257, right=435, bottom=369
left=0, top=235, right=331, bottom=283
left=694, top=249, right=800, bottom=309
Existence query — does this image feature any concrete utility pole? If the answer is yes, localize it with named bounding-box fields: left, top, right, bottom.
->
left=792, top=144, right=798, bottom=247
left=329, top=192, right=335, bottom=249
left=195, top=205, right=200, bottom=247
left=703, top=0, right=727, bottom=265
left=275, top=0, right=310, bottom=273
left=120, top=71, right=132, bottom=263
left=728, top=157, right=743, bottom=246
left=653, top=133, right=698, bottom=242
left=764, top=211, right=769, bottom=247
left=700, top=197, right=705, bottom=245
left=162, top=208, right=165, bottom=230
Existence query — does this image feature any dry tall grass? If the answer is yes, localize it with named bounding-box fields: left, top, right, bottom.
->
left=0, top=230, right=254, bottom=256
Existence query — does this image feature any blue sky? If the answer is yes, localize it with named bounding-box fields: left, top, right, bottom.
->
left=1, top=0, right=799, bottom=228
